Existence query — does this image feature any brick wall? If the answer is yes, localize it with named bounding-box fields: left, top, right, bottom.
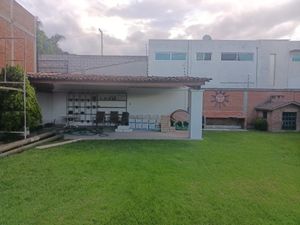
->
left=204, top=90, right=245, bottom=118
left=0, top=0, right=36, bottom=72
left=160, top=115, right=176, bottom=133
left=267, top=105, right=300, bottom=131
left=247, top=91, right=300, bottom=124
left=203, top=89, right=300, bottom=128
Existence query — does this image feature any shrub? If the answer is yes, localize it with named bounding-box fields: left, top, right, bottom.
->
left=176, top=121, right=183, bottom=128
left=175, top=121, right=189, bottom=130
left=183, top=121, right=189, bottom=128
left=254, top=118, right=268, bottom=131
left=0, top=66, right=42, bottom=132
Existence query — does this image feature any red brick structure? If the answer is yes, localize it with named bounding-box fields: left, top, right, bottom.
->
left=0, top=0, right=36, bottom=72
left=204, top=89, right=300, bottom=129
left=255, top=96, right=300, bottom=131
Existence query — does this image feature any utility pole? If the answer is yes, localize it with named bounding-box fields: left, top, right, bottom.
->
left=247, top=74, right=250, bottom=89
left=145, top=43, right=149, bottom=76
left=98, top=28, right=103, bottom=56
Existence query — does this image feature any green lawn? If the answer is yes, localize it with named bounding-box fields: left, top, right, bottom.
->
left=0, top=131, right=300, bottom=225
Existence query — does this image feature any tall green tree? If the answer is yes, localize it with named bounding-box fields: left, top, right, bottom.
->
left=0, top=66, right=42, bottom=132
left=37, top=20, right=68, bottom=55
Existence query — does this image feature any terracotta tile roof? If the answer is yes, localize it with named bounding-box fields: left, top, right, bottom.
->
left=255, top=101, right=300, bottom=111
left=27, top=72, right=211, bottom=88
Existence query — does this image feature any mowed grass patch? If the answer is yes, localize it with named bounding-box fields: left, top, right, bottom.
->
left=0, top=131, right=300, bottom=225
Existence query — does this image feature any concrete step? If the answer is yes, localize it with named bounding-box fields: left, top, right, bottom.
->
left=115, top=125, right=133, bottom=132
left=115, top=129, right=133, bottom=132
left=205, top=125, right=242, bottom=129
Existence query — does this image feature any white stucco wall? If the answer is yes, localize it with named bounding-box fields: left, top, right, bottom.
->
left=36, top=92, right=53, bottom=124
left=127, top=88, right=188, bottom=116
left=289, top=62, right=300, bottom=88
left=52, top=92, right=67, bottom=124
left=288, top=43, right=300, bottom=88
left=37, top=91, right=67, bottom=124
left=148, top=39, right=300, bottom=89
left=37, top=88, right=189, bottom=124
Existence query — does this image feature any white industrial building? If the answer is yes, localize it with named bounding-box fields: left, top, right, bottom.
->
left=148, top=37, right=300, bottom=89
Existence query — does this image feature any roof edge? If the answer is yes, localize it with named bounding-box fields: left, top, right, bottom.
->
left=255, top=101, right=300, bottom=111
left=27, top=72, right=211, bottom=89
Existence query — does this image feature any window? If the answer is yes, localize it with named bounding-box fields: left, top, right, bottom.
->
left=282, top=112, right=297, bottom=130
left=238, top=53, right=254, bottom=61
left=155, top=52, right=170, bottom=60
left=221, top=52, right=237, bottom=61
left=171, top=52, right=186, bottom=60
left=155, top=52, right=186, bottom=60
left=263, top=111, right=268, bottom=119
left=196, top=52, right=212, bottom=61
left=291, top=53, right=300, bottom=62
left=221, top=52, right=254, bottom=61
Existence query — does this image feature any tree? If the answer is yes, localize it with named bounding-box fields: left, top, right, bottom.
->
left=37, top=20, right=68, bottom=55
left=0, top=66, right=42, bottom=132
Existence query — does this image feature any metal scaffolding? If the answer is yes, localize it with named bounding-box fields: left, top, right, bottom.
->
left=0, top=37, right=27, bottom=139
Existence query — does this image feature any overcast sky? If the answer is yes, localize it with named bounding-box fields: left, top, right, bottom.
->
left=19, top=0, right=300, bottom=55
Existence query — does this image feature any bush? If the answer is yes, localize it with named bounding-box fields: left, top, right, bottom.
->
left=254, top=118, right=268, bottom=131
left=0, top=66, right=42, bottom=132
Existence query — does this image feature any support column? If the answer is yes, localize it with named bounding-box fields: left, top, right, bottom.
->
left=188, top=88, right=203, bottom=140
left=243, top=90, right=248, bottom=129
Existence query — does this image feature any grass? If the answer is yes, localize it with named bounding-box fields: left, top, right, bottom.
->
left=0, top=131, right=300, bottom=225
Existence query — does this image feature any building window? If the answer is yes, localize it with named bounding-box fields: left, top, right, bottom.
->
left=263, top=111, right=268, bottom=119
left=221, top=52, right=254, bottom=61
left=238, top=53, right=254, bottom=61
left=155, top=52, right=170, bottom=60
left=282, top=112, right=297, bottom=130
left=291, top=53, right=300, bottom=62
left=155, top=52, right=186, bottom=60
left=221, top=52, right=237, bottom=61
left=196, top=52, right=212, bottom=61
left=171, top=52, right=186, bottom=60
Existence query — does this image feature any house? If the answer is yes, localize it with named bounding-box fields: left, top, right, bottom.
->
left=255, top=95, right=300, bottom=131
left=28, top=72, right=210, bottom=139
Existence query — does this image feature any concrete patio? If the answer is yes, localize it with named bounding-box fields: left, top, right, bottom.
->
left=64, top=130, right=189, bottom=140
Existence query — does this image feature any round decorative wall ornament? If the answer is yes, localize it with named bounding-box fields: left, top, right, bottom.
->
left=215, top=92, right=225, bottom=103
left=211, top=90, right=229, bottom=108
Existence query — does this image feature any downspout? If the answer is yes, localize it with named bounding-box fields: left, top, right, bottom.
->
left=187, top=40, right=191, bottom=76
left=255, top=46, right=258, bottom=88
left=186, top=40, right=190, bottom=76
left=287, top=50, right=290, bottom=88
left=145, top=42, right=148, bottom=76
